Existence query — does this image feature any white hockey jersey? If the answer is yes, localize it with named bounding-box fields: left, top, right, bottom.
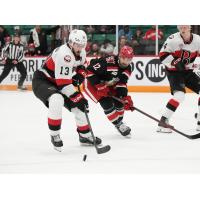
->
left=40, top=43, right=86, bottom=97
left=159, top=32, right=200, bottom=70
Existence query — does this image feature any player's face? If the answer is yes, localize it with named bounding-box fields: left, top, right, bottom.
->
left=119, top=56, right=132, bottom=68
left=13, top=36, right=20, bottom=44
left=72, top=43, right=85, bottom=56
left=178, top=25, right=191, bottom=35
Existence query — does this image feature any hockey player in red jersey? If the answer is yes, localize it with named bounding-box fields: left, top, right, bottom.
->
left=158, top=25, right=200, bottom=133
left=83, top=46, right=134, bottom=137
left=32, top=29, right=102, bottom=151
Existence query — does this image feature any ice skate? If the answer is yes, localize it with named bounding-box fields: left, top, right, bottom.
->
left=78, top=133, right=102, bottom=146
left=157, top=116, right=172, bottom=133
left=51, top=134, right=63, bottom=152
left=18, top=85, right=28, bottom=91
left=115, top=122, right=131, bottom=137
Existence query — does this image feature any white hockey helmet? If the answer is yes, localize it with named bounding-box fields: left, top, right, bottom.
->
left=177, top=25, right=191, bottom=31
left=68, top=29, right=87, bottom=47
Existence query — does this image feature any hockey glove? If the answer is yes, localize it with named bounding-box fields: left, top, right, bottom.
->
left=69, top=92, right=88, bottom=112
left=172, top=58, right=185, bottom=71
left=122, top=96, right=134, bottom=111
left=72, top=73, right=85, bottom=86
left=72, top=65, right=87, bottom=86
left=115, top=83, right=128, bottom=98
left=95, top=83, right=109, bottom=97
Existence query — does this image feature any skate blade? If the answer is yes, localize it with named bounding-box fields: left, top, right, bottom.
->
left=17, top=89, right=28, bottom=92
left=156, top=128, right=172, bottom=134
left=54, top=146, right=62, bottom=152
left=124, top=134, right=131, bottom=138
left=80, top=143, right=102, bottom=147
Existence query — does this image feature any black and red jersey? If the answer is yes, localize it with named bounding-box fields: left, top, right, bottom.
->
left=86, top=55, right=133, bottom=97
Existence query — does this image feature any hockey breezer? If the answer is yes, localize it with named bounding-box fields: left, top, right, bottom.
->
left=78, top=85, right=111, bottom=154
left=112, top=96, right=200, bottom=140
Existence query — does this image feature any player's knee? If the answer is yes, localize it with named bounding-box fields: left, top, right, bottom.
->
left=48, top=93, right=64, bottom=110
left=99, top=97, right=114, bottom=110
left=114, top=99, right=124, bottom=110
left=173, top=91, right=185, bottom=103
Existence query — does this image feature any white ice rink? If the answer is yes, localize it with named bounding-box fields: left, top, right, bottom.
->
left=1, top=91, right=200, bottom=174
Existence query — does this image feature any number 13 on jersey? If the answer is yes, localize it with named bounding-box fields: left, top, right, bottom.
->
left=60, top=66, right=70, bottom=75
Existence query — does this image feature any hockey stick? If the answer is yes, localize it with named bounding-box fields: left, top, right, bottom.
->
left=112, top=96, right=200, bottom=139
left=78, top=85, right=111, bottom=154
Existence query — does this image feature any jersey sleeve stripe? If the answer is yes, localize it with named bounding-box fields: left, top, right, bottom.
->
left=122, top=70, right=131, bottom=78
left=56, top=79, right=72, bottom=86
left=46, top=57, right=55, bottom=71
left=86, top=71, right=95, bottom=77
left=116, top=83, right=127, bottom=88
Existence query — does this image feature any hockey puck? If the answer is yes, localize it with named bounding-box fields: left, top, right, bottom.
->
left=195, top=113, right=198, bottom=119
left=83, top=154, right=87, bottom=162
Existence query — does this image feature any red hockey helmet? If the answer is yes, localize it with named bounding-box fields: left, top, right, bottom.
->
left=119, top=45, right=134, bottom=59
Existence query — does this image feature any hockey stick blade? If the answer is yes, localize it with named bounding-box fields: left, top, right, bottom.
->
left=171, top=127, right=200, bottom=139
left=189, top=133, right=200, bottom=139
left=134, top=107, right=200, bottom=140
left=97, top=145, right=111, bottom=154
left=111, top=96, right=200, bottom=140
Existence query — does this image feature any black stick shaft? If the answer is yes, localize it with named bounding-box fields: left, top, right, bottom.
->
left=83, top=104, right=99, bottom=152
left=112, top=96, right=200, bottom=139
left=77, top=85, right=99, bottom=151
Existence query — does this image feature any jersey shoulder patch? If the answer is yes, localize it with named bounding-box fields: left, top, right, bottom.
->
left=64, top=55, right=72, bottom=62
left=168, top=34, right=174, bottom=39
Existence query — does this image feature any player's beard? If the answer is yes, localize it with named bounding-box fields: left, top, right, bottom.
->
left=72, top=49, right=81, bottom=57
left=75, top=50, right=81, bottom=56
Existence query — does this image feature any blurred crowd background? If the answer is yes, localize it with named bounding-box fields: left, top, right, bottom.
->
left=1, top=25, right=200, bottom=57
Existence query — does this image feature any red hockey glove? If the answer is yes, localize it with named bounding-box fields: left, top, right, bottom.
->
left=122, top=96, right=134, bottom=111
left=95, top=83, right=109, bottom=97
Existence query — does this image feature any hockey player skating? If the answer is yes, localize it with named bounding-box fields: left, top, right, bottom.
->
left=158, top=25, right=200, bottom=133
left=32, top=29, right=102, bottom=151
left=83, top=46, right=134, bottom=137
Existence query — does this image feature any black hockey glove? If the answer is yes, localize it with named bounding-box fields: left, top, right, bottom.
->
left=72, top=73, right=85, bottom=86
left=72, top=65, right=87, bottom=86
left=172, top=58, right=185, bottom=71
left=115, top=83, right=128, bottom=98
left=69, top=92, right=89, bottom=112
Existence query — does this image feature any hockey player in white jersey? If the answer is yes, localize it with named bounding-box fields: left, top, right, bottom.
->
left=158, top=25, right=200, bottom=133
left=32, top=29, right=102, bottom=151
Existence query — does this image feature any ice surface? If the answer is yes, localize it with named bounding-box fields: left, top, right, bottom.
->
left=1, top=91, right=200, bottom=173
